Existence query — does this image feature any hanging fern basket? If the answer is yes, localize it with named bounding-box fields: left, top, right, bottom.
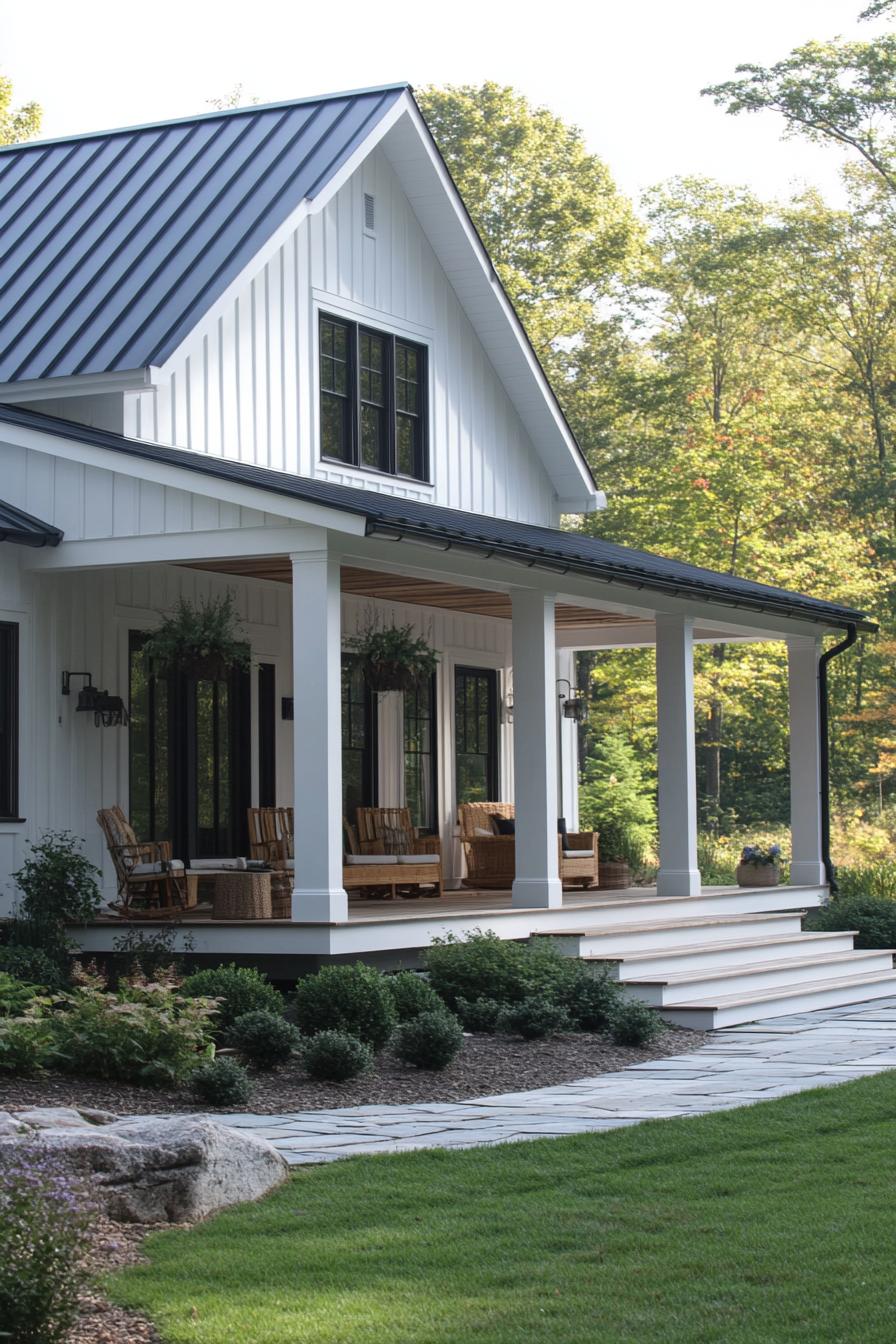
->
left=363, top=659, right=423, bottom=693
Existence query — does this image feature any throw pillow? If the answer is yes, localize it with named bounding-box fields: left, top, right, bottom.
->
left=381, top=823, right=413, bottom=854
left=491, top=815, right=516, bottom=835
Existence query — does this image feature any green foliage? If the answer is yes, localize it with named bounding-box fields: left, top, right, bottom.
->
left=111, top=924, right=196, bottom=982
left=0, top=971, right=44, bottom=1017
left=293, top=964, right=396, bottom=1050
left=610, top=999, right=662, bottom=1047
left=455, top=996, right=503, bottom=1033
left=51, top=968, right=217, bottom=1087
left=393, top=1010, right=464, bottom=1070
left=141, top=592, right=250, bottom=675
left=303, top=1030, right=372, bottom=1082
left=384, top=971, right=445, bottom=1021
left=837, top=862, right=896, bottom=902
left=10, top=831, right=101, bottom=973
left=191, top=1056, right=252, bottom=1106
left=425, top=931, right=580, bottom=1010
left=560, top=972, right=623, bottom=1032
left=0, top=1013, right=54, bottom=1075
left=0, top=943, right=64, bottom=990
left=578, top=734, right=655, bottom=865
left=347, top=618, right=438, bottom=691
left=805, top=893, right=896, bottom=948
left=229, top=1010, right=300, bottom=1070
left=0, top=73, right=41, bottom=146
left=182, top=964, right=283, bottom=1033
left=498, top=996, right=572, bottom=1040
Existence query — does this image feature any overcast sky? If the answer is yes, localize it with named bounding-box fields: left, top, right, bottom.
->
left=1, top=0, right=882, bottom=205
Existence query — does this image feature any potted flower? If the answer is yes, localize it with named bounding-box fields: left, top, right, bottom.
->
left=596, top=820, right=645, bottom=891
left=348, top=619, right=438, bottom=693
left=736, top=843, right=782, bottom=888
left=142, top=593, right=251, bottom=681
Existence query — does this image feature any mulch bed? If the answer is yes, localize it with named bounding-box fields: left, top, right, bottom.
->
left=70, top=1217, right=163, bottom=1344
left=2, top=1023, right=708, bottom=1116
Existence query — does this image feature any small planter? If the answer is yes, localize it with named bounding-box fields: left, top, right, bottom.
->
left=598, top=861, right=631, bottom=890
left=736, top=862, right=780, bottom=888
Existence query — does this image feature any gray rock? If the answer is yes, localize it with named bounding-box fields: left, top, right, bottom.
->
left=0, top=1110, right=289, bottom=1223
left=12, top=1106, right=111, bottom=1128
left=0, top=1111, right=26, bottom=1136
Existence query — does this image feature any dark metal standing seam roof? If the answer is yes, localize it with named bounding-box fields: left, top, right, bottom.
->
left=0, top=496, right=63, bottom=546
left=0, top=402, right=874, bottom=632
left=0, top=86, right=407, bottom=382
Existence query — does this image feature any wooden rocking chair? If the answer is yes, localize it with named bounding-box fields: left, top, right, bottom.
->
left=97, top=806, right=193, bottom=917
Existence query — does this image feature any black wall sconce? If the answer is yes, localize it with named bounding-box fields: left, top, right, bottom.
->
left=557, top=678, right=587, bottom=722
left=61, top=671, right=130, bottom=727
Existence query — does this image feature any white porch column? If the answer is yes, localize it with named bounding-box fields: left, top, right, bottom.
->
left=655, top=614, right=701, bottom=896
left=290, top=545, right=348, bottom=923
left=788, top=635, right=826, bottom=887
left=511, top=589, right=562, bottom=908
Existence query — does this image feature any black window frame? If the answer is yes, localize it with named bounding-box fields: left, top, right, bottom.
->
left=454, top=666, right=500, bottom=805
left=0, top=622, right=20, bottom=822
left=403, top=672, right=438, bottom=834
left=319, top=311, right=429, bottom=483
left=341, top=653, right=379, bottom=823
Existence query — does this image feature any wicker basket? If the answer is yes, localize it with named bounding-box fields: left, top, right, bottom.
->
left=212, top=871, right=272, bottom=920
left=270, top=871, right=292, bottom=919
left=736, top=862, right=780, bottom=888
left=598, top=861, right=631, bottom=890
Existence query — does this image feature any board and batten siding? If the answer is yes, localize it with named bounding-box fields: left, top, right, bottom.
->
left=125, top=148, right=559, bottom=526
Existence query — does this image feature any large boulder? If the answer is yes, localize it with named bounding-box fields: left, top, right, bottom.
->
left=0, top=1108, right=288, bottom=1223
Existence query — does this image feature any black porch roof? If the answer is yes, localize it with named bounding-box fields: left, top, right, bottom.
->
left=0, top=494, right=62, bottom=547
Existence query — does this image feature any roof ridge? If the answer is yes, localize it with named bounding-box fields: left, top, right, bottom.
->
left=0, top=83, right=412, bottom=156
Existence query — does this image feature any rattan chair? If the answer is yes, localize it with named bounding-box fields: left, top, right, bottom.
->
left=457, top=802, right=598, bottom=890
left=97, top=806, right=192, bottom=917
left=355, top=807, right=441, bottom=859
left=344, top=816, right=443, bottom=899
left=247, top=806, right=294, bottom=918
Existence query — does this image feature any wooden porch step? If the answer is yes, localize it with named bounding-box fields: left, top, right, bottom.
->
left=534, top=911, right=808, bottom=957
left=658, top=969, right=896, bottom=1030
left=590, top=930, right=860, bottom=979
left=623, top=949, right=895, bottom=1006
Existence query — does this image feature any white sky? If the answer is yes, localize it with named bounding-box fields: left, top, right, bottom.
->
left=1, top=0, right=883, bottom=205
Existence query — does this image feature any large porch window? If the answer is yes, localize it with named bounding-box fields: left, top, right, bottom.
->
left=341, top=654, right=377, bottom=823
left=404, top=674, right=437, bottom=832
left=455, top=666, right=499, bottom=803
left=0, top=621, right=19, bottom=820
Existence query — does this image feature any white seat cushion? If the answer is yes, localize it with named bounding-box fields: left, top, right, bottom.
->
left=397, top=853, right=439, bottom=865
left=131, top=859, right=185, bottom=875
left=562, top=849, right=590, bottom=859
left=473, top=827, right=495, bottom=837
left=190, top=858, right=243, bottom=870
left=345, top=853, right=398, bottom=866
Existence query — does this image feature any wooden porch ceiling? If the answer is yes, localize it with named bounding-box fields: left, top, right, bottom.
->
left=185, top=558, right=647, bottom=629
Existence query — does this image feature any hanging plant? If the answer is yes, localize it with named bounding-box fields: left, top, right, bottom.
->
left=141, top=593, right=251, bottom=681
left=348, top=619, right=438, bottom=693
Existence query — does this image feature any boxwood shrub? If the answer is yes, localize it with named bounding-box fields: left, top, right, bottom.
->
left=303, top=1030, right=372, bottom=1081
left=229, top=1010, right=301, bottom=1069
left=385, top=971, right=444, bottom=1021
left=393, top=1010, right=463, bottom=1070
left=498, top=996, right=572, bottom=1040
left=183, top=964, right=283, bottom=1032
left=425, top=931, right=580, bottom=1009
left=191, top=1056, right=252, bottom=1106
left=805, top=893, right=896, bottom=949
left=294, top=963, right=396, bottom=1049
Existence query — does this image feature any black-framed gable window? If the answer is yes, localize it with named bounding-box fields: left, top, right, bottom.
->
left=0, top=622, right=20, bottom=821
left=319, top=313, right=428, bottom=481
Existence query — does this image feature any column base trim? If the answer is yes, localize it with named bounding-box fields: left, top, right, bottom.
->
left=789, top=860, right=827, bottom=887
left=291, top=887, right=349, bottom=923
left=511, top=877, right=563, bottom=909
left=656, top=868, right=702, bottom=898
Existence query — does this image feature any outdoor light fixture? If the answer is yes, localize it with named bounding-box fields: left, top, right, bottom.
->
left=557, top=679, right=587, bottom=722
left=61, top=671, right=130, bottom=728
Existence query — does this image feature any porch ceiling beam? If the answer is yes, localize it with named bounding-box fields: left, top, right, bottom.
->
left=18, top=525, right=348, bottom=572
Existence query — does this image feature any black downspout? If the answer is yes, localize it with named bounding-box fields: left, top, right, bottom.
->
left=818, top=623, right=858, bottom=896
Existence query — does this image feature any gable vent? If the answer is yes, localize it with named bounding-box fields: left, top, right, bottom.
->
left=364, top=193, right=376, bottom=231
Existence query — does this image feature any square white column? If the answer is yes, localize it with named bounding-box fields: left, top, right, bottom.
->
left=655, top=614, right=701, bottom=896
left=511, top=589, right=562, bottom=909
left=290, top=545, right=348, bottom=922
left=788, top=635, right=826, bottom=887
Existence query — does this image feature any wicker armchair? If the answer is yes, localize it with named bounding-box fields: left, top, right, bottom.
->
left=457, top=802, right=598, bottom=890
left=355, top=807, right=441, bottom=859
left=97, top=806, right=193, bottom=917
left=247, top=806, right=293, bottom=866
left=343, top=817, right=442, bottom=899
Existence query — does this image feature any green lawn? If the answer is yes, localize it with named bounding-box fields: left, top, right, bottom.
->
left=111, top=1072, right=896, bottom=1344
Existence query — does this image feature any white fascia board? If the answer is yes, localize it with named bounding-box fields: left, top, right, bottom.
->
left=0, top=368, right=152, bottom=403
left=150, top=94, right=410, bottom=384
left=0, top=421, right=367, bottom=538
left=21, top=525, right=326, bottom=572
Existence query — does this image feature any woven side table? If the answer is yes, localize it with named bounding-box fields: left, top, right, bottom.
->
left=212, top=870, right=272, bottom=920
left=269, top=869, right=292, bottom=919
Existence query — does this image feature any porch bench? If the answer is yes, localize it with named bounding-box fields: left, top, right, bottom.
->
left=457, top=802, right=598, bottom=890
left=343, top=821, right=443, bottom=899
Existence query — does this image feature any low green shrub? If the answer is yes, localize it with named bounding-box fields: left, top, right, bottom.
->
left=0, top=1146, right=94, bottom=1344
left=0, top=1014, right=54, bottom=1075
left=455, top=996, right=503, bottom=1033
left=294, top=964, right=396, bottom=1049
left=499, top=996, right=572, bottom=1040
left=229, top=1010, right=301, bottom=1069
left=9, top=831, right=101, bottom=975
left=0, top=943, right=67, bottom=990
left=303, top=1030, right=373, bottom=1081
left=51, top=968, right=217, bottom=1087
left=191, top=1056, right=252, bottom=1106
left=425, top=931, right=580, bottom=1009
left=385, top=971, right=444, bottom=1021
left=182, top=964, right=283, bottom=1032
left=610, top=999, right=662, bottom=1047
left=393, top=1010, right=463, bottom=1070
left=0, top=971, right=45, bottom=1017
left=805, top=893, right=896, bottom=949
left=560, top=972, right=623, bottom=1031
left=836, top=863, right=896, bottom=903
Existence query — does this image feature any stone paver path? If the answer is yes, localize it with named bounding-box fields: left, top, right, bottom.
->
left=208, top=999, right=896, bottom=1165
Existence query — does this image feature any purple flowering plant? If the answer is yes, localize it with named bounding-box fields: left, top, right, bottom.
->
left=740, top=843, right=783, bottom=867
left=0, top=1144, right=95, bottom=1343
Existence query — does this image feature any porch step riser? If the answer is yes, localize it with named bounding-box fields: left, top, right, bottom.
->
left=660, top=972, right=896, bottom=1030
left=623, top=950, right=895, bottom=1006
left=605, top=932, right=859, bottom=979
left=563, top=887, right=823, bottom=934
left=550, top=914, right=807, bottom=958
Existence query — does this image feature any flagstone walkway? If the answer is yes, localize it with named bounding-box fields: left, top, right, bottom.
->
left=209, top=998, right=896, bottom=1165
